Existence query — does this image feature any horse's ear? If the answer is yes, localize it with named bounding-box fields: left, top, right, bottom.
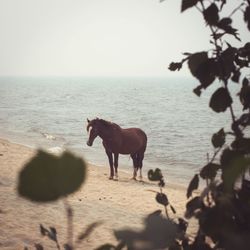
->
left=87, top=118, right=90, bottom=123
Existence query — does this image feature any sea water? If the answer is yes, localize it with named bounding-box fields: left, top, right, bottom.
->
left=0, top=76, right=243, bottom=186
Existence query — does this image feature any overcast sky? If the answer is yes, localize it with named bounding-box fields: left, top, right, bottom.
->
left=0, top=0, right=248, bottom=77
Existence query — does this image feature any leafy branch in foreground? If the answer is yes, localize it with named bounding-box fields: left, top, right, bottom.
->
left=148, top=168, right=177, bottom=217
left=18, top=150, right=101, bottom=250
left=167, top=0, right=250, bottom=249
left=101, top=1, right=250, bottom=249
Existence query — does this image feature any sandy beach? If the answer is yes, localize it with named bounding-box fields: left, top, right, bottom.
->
left=0, top=138, right=196, bottom=249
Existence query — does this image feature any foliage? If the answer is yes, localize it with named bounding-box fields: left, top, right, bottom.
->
left=167, top=0, right=250, bottom=249
left=103, top=0, right=250, bottom=249
left=18, top=0, right=250, bottom=249
left=18, top=151, right=102, bottom=249
left=18, top=150, right=86, bottom=202
left=31, top=219, right=102, bottom=250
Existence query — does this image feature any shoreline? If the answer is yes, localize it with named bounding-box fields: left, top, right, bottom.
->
left=0, top=135, right=188, bottom=191
left=0, top=137, right=197, bottom=249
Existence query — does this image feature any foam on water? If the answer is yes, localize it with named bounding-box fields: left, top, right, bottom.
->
left=47, top=146, right=65, bottom=155
left=41, top=132, right=56, bottom=140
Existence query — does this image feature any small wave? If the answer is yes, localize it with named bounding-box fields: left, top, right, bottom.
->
left=28, top=127, right=40, bottom=133
left=29, top=128, right=57, bottom=140
left=47, top=146, right=64, bottom=155
left=41, top=132, right=56, bottom=140
left=65, top=94, right=71, bottom=99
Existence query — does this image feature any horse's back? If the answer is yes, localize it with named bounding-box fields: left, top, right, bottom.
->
left=121, top=127, right=147, bottom=152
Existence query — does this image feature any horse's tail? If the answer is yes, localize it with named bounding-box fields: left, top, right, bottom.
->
left=128, top=154, right=132, bottom=161
left=139, top=128, right=147, bottom=152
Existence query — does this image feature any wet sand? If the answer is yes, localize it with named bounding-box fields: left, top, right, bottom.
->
left=0, top=138, right=197, bottom=249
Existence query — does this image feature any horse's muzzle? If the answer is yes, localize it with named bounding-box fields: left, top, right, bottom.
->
left=87, top=141, right=92, bottom=147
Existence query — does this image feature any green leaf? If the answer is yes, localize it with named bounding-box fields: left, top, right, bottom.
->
left=209, top=87, right=232, bottom=113
left=211, top=128, right=225, bottom=148
left=239, top=78, right=250, bottom=110
left=48, top=227, right=57, bottom=242
left=220, top=148, right=243, bottom=168
left=156, top=193, right=169, bottom=206
left=223, top=156, right=250, bottom=191
left=239, top=42, right=250, bottom=60
left=34, top=244, right=44, bottom=250
left=40, top=224, right=48, bottom=236
left=148, top=168, right=163, bottom=181
left=243, top=77, right=249, bottom=86
left=200, top=163, right=220, bottom=180
left=94, top=244, right=116, bottom=250
left=181, top=0, right=198, bottom=12
left=18, top=150, right=86, bottom=202
left=115, top=213, right=178, bottom=249
left=203, top=3, right=219, bottom=26
left=185, top=196, right=202, bottom=218
left=168, top=62, right=182, bottom=71
left=244, top=5, right=250, bottom=31
left=178, top=218, right=188, bottom=232
left=64, top=244, right=73, bottom=250
left=193, top=85, right=202, bottom=97
left=231, top=70, right=241, bottom=83
left=188, top=52, right=208, bottom=77
left=238, top=113, right=250, bottom=127
left=216, top=16, right=240, bottom=41
left=218, top=47, right=237, bottom=80
left=159, top=179, right=165, bottom=188
left=231, top=138, right=250, bottom=153
left=170, top=205, right=176, bottom=214
left=188, top=53, right=216, bottom=88
left=186, top=174, right=199, bottom=199
left=77, top=222, right=103, bottom=243
left=218, top=18, right=232, bottom=28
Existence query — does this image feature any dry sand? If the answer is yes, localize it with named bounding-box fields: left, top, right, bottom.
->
left=0, top=138, right=197, bottom=249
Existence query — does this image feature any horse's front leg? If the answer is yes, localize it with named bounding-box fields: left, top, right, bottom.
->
left=106, top=150, right=114, bottom=179
left=114, top=153, right=119, bottom=180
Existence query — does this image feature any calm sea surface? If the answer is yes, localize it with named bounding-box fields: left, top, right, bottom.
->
left=0, top=76, right=242, bottom=186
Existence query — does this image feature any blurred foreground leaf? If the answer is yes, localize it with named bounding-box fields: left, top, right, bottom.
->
left=156, top=192, right=169, bottom=206
left=186, top=174, right=199, bottom=199
left=77, top=222, right=103, bottom=243
left=18, top=150, right=86, bottom=202
left=34, top=243, right=44, bottom=250
left=200, top=163, right=220, bottom=180
left=209, top=87, right=232, bottom=113
left=244, top=5, right=250, bottom=31
left=64, top=244, right=73, bottom=250
left=181, top=0, right=198, bottom=13
left=95, top=244, right=116, bottom=250
left=231, top=138, right=250, bottom=153
left=211, top=128, right=225, bottom=148
left=203, top=4, right=219, bottom=26
left=114, top=212, right=178, bottom=250
left=223, top=156, right=250, bottom=191
left=185, top=196, right=202, bottom=219
left=148, top=168, right=163, bottom=181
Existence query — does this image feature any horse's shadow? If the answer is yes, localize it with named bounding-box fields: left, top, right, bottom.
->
left=112, top=177, right=156, bottom=187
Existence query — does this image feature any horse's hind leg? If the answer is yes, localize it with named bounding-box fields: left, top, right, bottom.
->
left=106, top=150, right=114, bottom=179
left=138, top=151, right=145, bottom=180
left=131, top=153, right=138, bottom=180
left=114, top=153, right=119, bottom=180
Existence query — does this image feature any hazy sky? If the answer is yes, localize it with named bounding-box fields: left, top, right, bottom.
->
left=0, top=0, right=248, bottom=77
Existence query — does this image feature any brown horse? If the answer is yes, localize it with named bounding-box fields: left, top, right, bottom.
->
left=86, top=118, right=147, bottom=180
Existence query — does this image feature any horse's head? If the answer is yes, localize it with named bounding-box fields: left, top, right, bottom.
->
left=86, top=118, right=100, bottom=146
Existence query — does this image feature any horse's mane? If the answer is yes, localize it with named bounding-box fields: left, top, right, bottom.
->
left=97, top=118, right=121, bottom=130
